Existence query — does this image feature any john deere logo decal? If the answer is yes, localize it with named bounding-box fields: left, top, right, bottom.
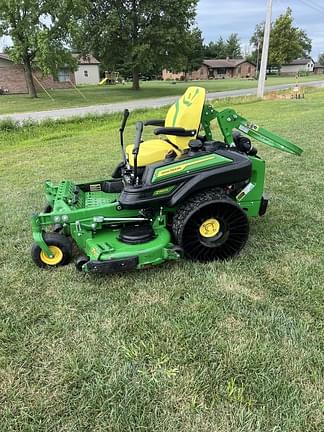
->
left=152, top=153, right=232, bottom=183
left=156, top=155, right=215, bottom=178
left=172, top=87, right=201, bottom=125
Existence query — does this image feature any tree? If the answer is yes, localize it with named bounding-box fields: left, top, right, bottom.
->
left=318, top=53, right=324, bottom=66
left=249, top=22, right=264, bottom=65
left=269, top=8, right=311, bottom=66
left=224, top=33, right=242, bottom=58
left=172, top=27, right=204, bottom=77
left=76, top=0, right=198, bottom=90
left=204, top=37, right=226, bottom=59
left=204, top=33, right=242, bottom=59
left=250, top=8, right=312, bottom=69
left=0, top=0, right=87, bottom=97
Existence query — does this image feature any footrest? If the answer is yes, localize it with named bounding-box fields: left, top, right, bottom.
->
left=85, top=191, right=119, bottom=208
left=85, top=256, right=139, bottom=273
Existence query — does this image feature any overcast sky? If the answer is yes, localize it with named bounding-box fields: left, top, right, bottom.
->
left=0, top=0, right=323, bottom=59
left=197, top=0, right=324, bottom=59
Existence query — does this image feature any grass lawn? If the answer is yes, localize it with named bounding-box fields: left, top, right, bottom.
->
left=0, top=90, right=323, bottom=431
left=0, top=75, right=324, bottom=115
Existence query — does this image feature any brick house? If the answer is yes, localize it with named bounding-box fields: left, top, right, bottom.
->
left=163, top=58, right=256, bottom=81
left=0, top=53, right=100, bottom=94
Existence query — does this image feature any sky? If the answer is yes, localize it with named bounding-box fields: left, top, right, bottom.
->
left=197, top=0, right=324, bottom=59
left=0, top=0, right=323, bottom=59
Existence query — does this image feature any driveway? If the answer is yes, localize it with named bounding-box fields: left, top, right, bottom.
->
left=1, top=80, right=324, bottom=123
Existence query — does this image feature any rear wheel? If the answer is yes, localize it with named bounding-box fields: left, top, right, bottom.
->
left=31, top=232, right=72, bottom=269
left=172, top=190, right=249, bottom=262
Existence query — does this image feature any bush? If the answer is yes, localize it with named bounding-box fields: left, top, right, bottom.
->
left=298, top=71, right=310, bottom=77
left=0, top=118, right=19, bottom=131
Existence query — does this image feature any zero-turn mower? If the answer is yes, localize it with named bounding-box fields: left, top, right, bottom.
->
left=31, top=86, right=303, bottom=273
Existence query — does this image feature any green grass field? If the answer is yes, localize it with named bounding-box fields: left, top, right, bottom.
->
left=0, top=90, right=323, bottom=431
left=1, top=75, right=324, bottom=115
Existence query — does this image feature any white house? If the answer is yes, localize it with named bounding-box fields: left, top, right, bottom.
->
left=73, top=54, right=100, bottom=85
left=281, top=58, right=315, bottom=75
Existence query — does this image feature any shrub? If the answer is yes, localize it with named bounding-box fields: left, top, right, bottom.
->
left=0, top=118, right=19, bottom=131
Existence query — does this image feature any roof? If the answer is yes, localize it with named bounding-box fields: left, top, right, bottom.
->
left=285, top=58, right=314, bottom=66
left=72, top=54, right=100, bottom=65
left=203, top=58, right=254, bottom=68
left=0, top=52, right=100, bottom=66
left=314, top=62, right=324, bottom=68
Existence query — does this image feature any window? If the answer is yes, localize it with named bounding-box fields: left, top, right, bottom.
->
left=57, top=69, right=70, bottom=82
left=84, top=70, right=88, bottom=77
left=216, top=68, right=226, bottom=75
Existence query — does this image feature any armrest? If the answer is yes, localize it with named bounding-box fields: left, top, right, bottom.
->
left=144, top=119, right=165, bottom=127
left=154, top=127, right=196, bottom=137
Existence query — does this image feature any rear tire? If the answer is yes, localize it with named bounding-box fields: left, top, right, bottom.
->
left=172, top=190, right=249, bottom=262
left=31, top=232, right=72, bottom=269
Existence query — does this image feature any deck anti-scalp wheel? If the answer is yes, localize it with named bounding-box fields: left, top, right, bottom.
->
left=172, top=190, right=249, bottom=262
left=31, top=232, right=72, bottom=269
left=75, top=255, right=89, bottom=272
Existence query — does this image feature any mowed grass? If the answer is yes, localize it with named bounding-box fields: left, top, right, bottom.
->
left=0, top=90, right=323, bottom=431
left=1, top=75, right=324, bottom=115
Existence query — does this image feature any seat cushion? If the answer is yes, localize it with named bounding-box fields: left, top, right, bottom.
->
left=126, top=139, right=180, bottom=167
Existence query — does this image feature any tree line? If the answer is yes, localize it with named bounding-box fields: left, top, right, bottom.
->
left=0, top=1, right=320, bottom=97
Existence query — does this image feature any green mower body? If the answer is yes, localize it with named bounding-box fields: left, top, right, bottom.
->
left=30, top=86, right=302, bottom=273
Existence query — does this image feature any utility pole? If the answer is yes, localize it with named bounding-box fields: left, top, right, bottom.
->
left=256, top=39, right=260, bottom=79
left=257, top=0, right=272, bottom=98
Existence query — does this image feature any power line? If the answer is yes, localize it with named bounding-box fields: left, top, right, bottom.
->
left=275, top=0, right=324, bottom=14
left=298, top=0, right=324, bottom=14
left=303, top=0, right=324, bottom=12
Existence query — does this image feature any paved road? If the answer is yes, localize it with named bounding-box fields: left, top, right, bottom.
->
left=1, top=80, right=324, bottom=123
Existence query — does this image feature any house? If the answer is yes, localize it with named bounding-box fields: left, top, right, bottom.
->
left=162, top=58, right=256, bottom=81
left=0, top=53, right=100, bottom=94
left=196, top=59, right=256, bottom=79
left=314, top=62, right=324, bottom=75
left=280, top=58, right=315, bottom=75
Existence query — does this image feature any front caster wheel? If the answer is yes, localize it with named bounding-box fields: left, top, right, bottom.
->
left=31, top=232, right=72, bottom=269
left=172, top=190, right=249, bottom=262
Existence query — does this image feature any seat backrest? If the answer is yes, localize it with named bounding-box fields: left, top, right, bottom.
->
left=165, top=86, right=206, bottom=150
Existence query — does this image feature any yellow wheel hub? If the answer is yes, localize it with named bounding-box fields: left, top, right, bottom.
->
left=40, top=245, right=63, bottom=266
left=199, top=218, right=220, bottom=238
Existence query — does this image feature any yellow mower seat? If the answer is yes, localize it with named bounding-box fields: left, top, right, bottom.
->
left=126, top=86, right=206, bottom=167
left=127, top=139, right=181, bottom=167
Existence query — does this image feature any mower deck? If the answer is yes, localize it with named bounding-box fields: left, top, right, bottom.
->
left=36, top=180, right=180, bottom=273
left=81, top=222, right=178, bottom=273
